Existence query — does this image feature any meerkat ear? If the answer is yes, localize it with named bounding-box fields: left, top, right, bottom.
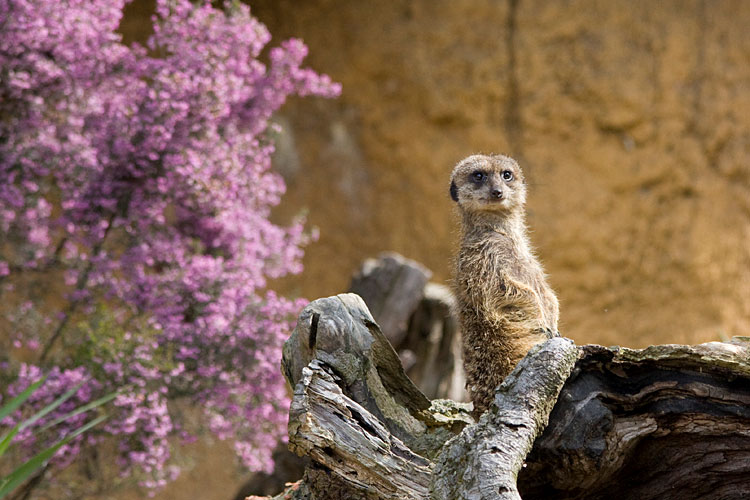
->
left=450, top=181, right=459, bottom=202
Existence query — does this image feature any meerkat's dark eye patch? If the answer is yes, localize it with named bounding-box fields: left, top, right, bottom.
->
left=471, top=171, right=487, bottom=183
left=502, top=170, right=514, bottom=181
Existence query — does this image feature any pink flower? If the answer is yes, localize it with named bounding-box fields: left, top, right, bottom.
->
left=1, top=0, right=338, bottom=493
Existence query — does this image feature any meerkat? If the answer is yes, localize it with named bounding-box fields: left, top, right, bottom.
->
left=450, top=154, right=559, bottom=416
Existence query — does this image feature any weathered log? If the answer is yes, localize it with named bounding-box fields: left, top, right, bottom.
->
left=349, top=253, right=465, bottom=401
left=348, top=252, right=431, bottom=347
left=288, top=359, right=432, bottom=498
left=518, top=339, right=750, bottom=500
left=401, top=283, right=466, bottom=401
left=281, top=293, right=574, bottom=499
left=431, top=337, right=578, bottom=500
left=282, top=293, right=471, bottom=499
left=279, top=293, right=750, bottom=500
left=282, top=294, right=473, bottom=499
left=242, top=255, right=461, bottom=500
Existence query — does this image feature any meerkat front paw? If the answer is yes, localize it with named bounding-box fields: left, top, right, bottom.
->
left=539, top=327, right=558, bottom=339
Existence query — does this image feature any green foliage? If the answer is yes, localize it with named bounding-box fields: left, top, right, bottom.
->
left=0, top=378, right=114, bottom=498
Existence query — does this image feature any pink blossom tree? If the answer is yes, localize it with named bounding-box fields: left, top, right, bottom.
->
left=0, top=0, right=339, bottom=493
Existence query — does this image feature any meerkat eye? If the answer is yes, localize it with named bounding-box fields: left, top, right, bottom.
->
left=502, top=170, right=514, bottom=181
left=471, top=171, right=487, bottom=183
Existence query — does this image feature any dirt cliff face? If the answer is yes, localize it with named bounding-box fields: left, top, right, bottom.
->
left=249, top=0, right=750, bottom=348
left=109, top=3, right=750, bottom=498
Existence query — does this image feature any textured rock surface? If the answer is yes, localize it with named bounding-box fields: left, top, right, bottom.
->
left=248, top=0, right=750, bottom=349
left=115, top=2, right=750, bottom=499
left=121, top=0, right=750, bottom=349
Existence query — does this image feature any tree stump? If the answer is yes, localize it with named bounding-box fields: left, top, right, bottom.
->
left=518, top=341, right=750, bottom=500
left=348, top=252, right=431, bottom=347
left=349, top=252, right=466, bottom=401
left=243, top=253, right=464, bottom=500
left=401, top=283, right=465, bottom=402
left=276, top=294, right=750, bottom=500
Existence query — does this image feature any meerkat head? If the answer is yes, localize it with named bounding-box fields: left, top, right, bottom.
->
left=449, top=154, right=527, bottom=214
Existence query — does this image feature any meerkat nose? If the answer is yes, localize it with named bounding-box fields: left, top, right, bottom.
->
left=491, top=188, right=503, bottom=199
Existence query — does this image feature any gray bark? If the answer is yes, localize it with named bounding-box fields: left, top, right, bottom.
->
left=349, top=253, right=465, bottom=401
left=348, top=252, right=431, bottom=347
left=242, top=254, right=463, bottom=500
left=278, top=293, right=750, bottom=500
left=518, top=340, right=750, bottom=500
left=282, top=294, right=472, bottom=463
left=401, top=283, right=466, bottom=401
left=281, top=293, right=574, bottom=499
left=430, top=337, right=578, bottom=500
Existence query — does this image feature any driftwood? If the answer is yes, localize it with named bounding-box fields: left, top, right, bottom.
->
left=275, top=293, right=750, bottom=500
left=349, top=253, right=465, bottom=401
left=349, top=252, right=431, bottom=347
left=401, top=283, right=465, bottom=402
left=280, top=293, right=573, bottom=499
left=242, top=254, right=463, bottom=499
left=282, top=293, right=472, bottom=500
left=518, top=341, right=750, bottom=499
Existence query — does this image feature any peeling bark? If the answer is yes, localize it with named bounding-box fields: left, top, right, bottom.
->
left=431, top=337, right=578, bottom=500
left=518, top=340, right=750, bottom=500
left=278, top=294, right=750, bottom=500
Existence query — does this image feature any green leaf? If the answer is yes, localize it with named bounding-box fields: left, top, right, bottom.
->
left=0, top=382, right=83, bottom=457
left=0, top=415, right=107, bottom=499
left=0, top=378, right=115, bottom=497
left=38, top=391, right=117, bottom=432
left=0, top=428, right=18, bottom=458
left=0, top=376, right=47, bottom=422
left=19, top=383, right=83, bottom=431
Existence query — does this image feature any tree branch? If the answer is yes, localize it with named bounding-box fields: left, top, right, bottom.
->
left=40, top=216, right=114, bottom=362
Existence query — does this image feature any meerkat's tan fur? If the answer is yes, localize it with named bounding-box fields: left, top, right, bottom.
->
left=450, top=154, right=559, bottom=416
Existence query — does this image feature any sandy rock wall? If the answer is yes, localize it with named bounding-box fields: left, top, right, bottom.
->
left=105, top=3, right=750, bottom=498
left=118, top=0, right=750, bottom=348
left=249, top=0, right=750, bottom=348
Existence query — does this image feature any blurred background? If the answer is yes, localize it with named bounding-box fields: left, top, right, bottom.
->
left=249, top=0, right=750, bottom=351
left=252, top=0, right=750, bottom=349
left=123, top=0, right=750, bottom=348
left=11, top=0, right=750, bottom=498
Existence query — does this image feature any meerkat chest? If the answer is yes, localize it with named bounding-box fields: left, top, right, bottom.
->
left=461, top=233, right=534, bottom=279
left=457, top=232, right=551, bottom=318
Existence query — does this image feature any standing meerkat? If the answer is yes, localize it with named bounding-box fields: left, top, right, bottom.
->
left=450, top=154, right=559, bottom=416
